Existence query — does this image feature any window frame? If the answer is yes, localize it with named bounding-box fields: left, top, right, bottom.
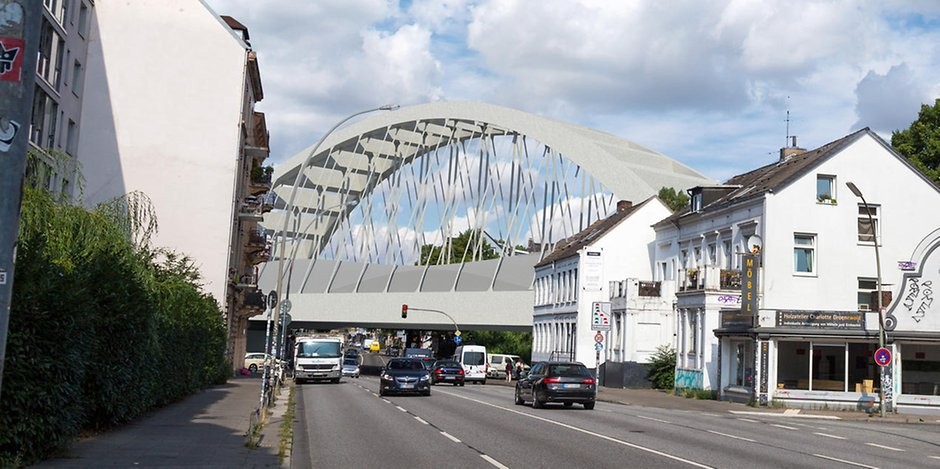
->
left=816, top=174, right=836, bottom=203
left=793, top=233, right=816, bottom=275
left=856, top=204, right=880, bottom=245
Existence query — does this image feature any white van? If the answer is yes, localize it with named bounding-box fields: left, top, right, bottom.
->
left=487, top=354, right=522, bottom=378
left=454, top=345, right=488, bottom=384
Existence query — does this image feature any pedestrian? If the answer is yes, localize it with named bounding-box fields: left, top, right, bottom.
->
left=505, top=361, right=512, bottom=382
left=515, top=360, right=524, bottom=379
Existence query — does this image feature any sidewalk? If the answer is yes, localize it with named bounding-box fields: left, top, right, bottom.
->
left=37, top=375, right=289, bottom=468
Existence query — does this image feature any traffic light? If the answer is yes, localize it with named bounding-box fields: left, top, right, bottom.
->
left=401, top=304, right=408, bottom=319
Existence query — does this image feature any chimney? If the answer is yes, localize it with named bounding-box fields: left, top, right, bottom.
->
left=779, top=135, right=805, bottom=161
left=617, top=200, right=632, bottom=212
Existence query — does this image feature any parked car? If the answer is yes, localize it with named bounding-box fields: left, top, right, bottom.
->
left=244, top=353, right=278, bottom=373
left=514, top=361, right=596, bottom=410
left=454, top=345, right=487, bottom=384
left=430, top=360, right=465, bottom=386
left=342, top=357, right=360, bottom=378
left=487, top=354, right=523, bottom=379
left=380, top=358, right=432, bottom=396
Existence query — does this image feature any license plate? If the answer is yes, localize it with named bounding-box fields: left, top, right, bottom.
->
left=401, top=384, right=413, bottom=389
left=562, top=384, right=580, bottom=389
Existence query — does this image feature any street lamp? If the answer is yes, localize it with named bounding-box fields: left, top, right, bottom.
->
left=846, top=181, right=886, bottom=417
left=259, top=105, right=398, bottom=404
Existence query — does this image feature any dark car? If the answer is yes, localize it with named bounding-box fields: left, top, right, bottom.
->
left=418, top=357, right=436, bottom=371
left=379, top=358, right=432, bottom=396
left=514, top=361, right=596, bottom=410
left=430, top=359, right=465, bottom=386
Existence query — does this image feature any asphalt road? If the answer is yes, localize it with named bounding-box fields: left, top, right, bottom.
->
left=292, top=354, right=940, bottom=469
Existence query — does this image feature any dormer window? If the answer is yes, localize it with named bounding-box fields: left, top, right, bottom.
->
left=816, top=175, right=836, bottom=204
left=691, top=191, right=703, bottom=212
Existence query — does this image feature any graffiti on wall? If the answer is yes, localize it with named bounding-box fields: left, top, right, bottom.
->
left=902, top=278, right=934, bottom=324
left=674, top=368, right=703, bottom=390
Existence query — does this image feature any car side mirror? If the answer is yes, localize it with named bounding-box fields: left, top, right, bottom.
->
left=519, top=371, right=529, bottom=378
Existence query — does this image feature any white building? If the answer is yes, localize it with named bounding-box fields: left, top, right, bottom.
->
left=653, top=129, right=940, bottom=414
left=532, top=197, right=674, bottom=382
left=29, top=2, right=274, bottom=371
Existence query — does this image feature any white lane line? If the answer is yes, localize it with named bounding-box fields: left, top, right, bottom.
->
left=440, top=431, right=461, bottom=443
left=729, top=410, right=840, bottom=420
left=381, top=398, right=391, bottom=404
left=480, top=454, right=509, bottom=469
left=771, top=424, right=798, bottom=430
left=414, top=416, right=429, bottom=425
left=636, top=415, right=672, bottom=424
left=812, top=453, right=879, bottom=469
left=864, top=443, right=903, bottom=452
left=930, top=456, right=940, bottom=460
left=437, top=389, right=713, bottom=468
left=707, top=430, right=756, bottom=443
left=813, top=432, right=846, bottom=440
left=736, top=418, right=759, bottom=423
left=396, top=406, right=407, bottom=412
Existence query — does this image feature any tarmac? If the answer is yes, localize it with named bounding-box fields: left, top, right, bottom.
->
left=32, top=373, right=935, bottom=468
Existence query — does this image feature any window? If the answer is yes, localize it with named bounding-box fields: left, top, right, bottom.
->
left=37, top=19, right=65, bottom=89
left=722, top=240, right=733, bottom=269
left=857, top=278, right=876, bottom=311
left=688, top=312, right=698, bottom=354
left=707, top=243, right=716, bottom=265
left=691, top=192, right=703, bottom=212
left=30, top=86, right=58, bottom=147
left=78, top=2, right=89, bottom=37
left=71, top=59, right=84, bottom=97
left=65, top=119, right=77, bottom=155
left=793, top=234, right=815, bottom=274
left=733, top=341, right=752, bottom=387
left=816, top=175, right=835, bottom=202
left=856, top=205, right=880, bottom=244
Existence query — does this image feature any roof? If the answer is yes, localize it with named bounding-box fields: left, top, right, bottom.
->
left=657, top=128, right=876, bottom=225
left=535, top=197, right=657, bottom=267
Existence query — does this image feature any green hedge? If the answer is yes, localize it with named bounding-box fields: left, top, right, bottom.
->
left=0, top=189, right=229, bottom=466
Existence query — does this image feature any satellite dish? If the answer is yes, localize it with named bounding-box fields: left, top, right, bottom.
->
left=746, top=235, right=763, bottom=255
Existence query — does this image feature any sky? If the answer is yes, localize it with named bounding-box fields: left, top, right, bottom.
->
left=202, top=0, right=940, bottom=183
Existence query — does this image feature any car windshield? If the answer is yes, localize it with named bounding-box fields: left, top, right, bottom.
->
left=435, top=360, right=460, bottom=368
left=547, top=364, right=591, bottom=377
left=296, top=341, right=342, bottom=358
left=343, top=358, right=358, bottom=366
left=388, top=360, right=424, bottom=370
left=464, top=352, right=485, bottom=366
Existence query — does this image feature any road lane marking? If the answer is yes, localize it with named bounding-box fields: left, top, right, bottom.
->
left=440, top=431, right=461, bottom=443
left=396, top=406, right=407, bottom=412
left=729, top=410, right=840, bottom=420
left=636, top=415, right=672, bottom=424
left=771, top=424, right=798, bottom=430
left=812, top=432, right=846, bottom=440
left=812, top=453, right=879, bottom=469
left=707, top=430, right=756, bottom=443
left=864, top=443, right=903, bottom=452
left=414, top=416, right=428, bottom=425
left=930, top=456, right=940, bottom=460
left=437, top=389, right=714, bottom=468
left=381, top=398, right=391, bottom=404
left=480, top=454, right=509, bottom=469
left=736, top=418, right=759, bottom=423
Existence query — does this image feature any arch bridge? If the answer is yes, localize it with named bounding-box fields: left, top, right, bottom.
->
left=255, top=101, right=713, bottom=331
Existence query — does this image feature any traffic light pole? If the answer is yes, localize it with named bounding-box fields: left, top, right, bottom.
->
left=401, top=305, right=462, bottom=338
left=0, top=1, right=42, bottom=399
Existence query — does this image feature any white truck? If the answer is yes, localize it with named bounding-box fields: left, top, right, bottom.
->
left=294, top=336, right=344, bottom=384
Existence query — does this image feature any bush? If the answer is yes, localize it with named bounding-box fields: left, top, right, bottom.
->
left=0, top=189, right=228, bottom=465
left=646, top=345, right=676, bottom=389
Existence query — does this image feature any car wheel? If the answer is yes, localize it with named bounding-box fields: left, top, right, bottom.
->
left=514, top=387, right=524, bottom=405
left=563, top=402, right=573, bottom=408
left=459, top=382, right=465, bottom=387
left=331, top=378, right=340, bottom=384
left=379, top=389, right=386, bottom=396
left=423, top=390, right=431, bottom=396
left=481, top=379, right=487, bottom=385
left=249, top=364, right=258, bottom=373
left=583, top=402, right=595, bottom=410
left=532, top=390, right=544, bottom=409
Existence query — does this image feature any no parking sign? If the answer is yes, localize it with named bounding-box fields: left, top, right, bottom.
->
left=874, top=347, right=891, bottom=367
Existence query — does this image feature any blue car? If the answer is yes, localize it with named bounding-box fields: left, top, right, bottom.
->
left=379, top=358, right=431, bottom=396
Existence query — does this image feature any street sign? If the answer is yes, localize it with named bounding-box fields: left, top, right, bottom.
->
left=267, top=290, right=278, bottom=309
left=453, top=335, right=462, bottom=345
left=594, top=332, right=604, bottom=343
left=874, top=347, right=892, bottom=367
left=454, top=330, right=461, bottom=336
left=281, top=299, right=292, bottom=312
left=594, top=342, right=603, bottom=352
left=591, top=302, right=611, bottom=331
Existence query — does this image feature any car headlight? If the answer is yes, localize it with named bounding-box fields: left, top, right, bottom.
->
left=420, top=374, right=430, bottom=381
left=381, top=373, right=393, bottom=381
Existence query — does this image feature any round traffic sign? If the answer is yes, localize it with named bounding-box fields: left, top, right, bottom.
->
left=594, top=342, right=603, bottom=352
left=453, top=335, right=462, bottom=345
left=594, top=332, right=604, bottom=343
left=874, top=347, right=892, bottom=367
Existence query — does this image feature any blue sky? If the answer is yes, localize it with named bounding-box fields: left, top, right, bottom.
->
left=204, top=0, right=940, bottom=183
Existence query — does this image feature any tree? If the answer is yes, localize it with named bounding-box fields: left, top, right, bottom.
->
left=417, top=229, right=499, bottom=265
left=658, top=186, right=689, bottom=212
left=892, top=98, right=940, bottom=185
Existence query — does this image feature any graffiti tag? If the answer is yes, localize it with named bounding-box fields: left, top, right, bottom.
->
left=898, top=260, right=918, bottom=271
left=717, top=295, right=741, bottom=305
left=903, top=278, right=934, bottom=323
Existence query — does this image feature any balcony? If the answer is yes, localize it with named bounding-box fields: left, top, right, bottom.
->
left=230, top=271, right=258, bottom=289
left=248, top=165, right=273, bottom=196
left=719, top=269, right=742, bottom=290
left=609, top=279, right=662, bottom=299
left=242, top=289, right=267, bottom=311
left=238, top=195, right=272, bottom=221
left=244, top=111, right=270, bottom=161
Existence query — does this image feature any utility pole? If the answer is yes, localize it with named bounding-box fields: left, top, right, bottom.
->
left=0, top=1, right=42, bottom=399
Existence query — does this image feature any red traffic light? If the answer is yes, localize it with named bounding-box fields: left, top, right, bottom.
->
left=401, top=304, right=408, bottom=319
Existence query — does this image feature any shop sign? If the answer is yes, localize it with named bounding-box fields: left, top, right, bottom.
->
left=741, top=254, right=759, bottom=316
left=720, top=310, right=752, bottom=330
left=775, top=311, right=865, bottom=329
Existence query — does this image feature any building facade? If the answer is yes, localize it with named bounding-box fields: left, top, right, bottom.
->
left=654, top=129, right=940, bottom=414
left=27, top=1, right=272, bottom=372
left=532, top=197, right=674, bottom=383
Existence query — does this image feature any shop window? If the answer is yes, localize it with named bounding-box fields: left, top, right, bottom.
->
left=901, top=344, right=940, bottom=396
left=857, top=205, right=880, bottom=244
left=733, top=342, right=752, bottom=387
left=848, top=343, right=877, bottom=392
left=793, top=234, right=815, bottom=274
left=857, top=278, right=876, bottom=311
left=812, top=344, right=846, bottom=391
left=777, top=341, right=810, bottom=389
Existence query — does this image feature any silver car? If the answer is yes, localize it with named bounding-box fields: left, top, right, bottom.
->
left=341, top=357, right=360, bottom=378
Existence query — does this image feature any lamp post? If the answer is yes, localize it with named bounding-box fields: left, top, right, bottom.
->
left=261, top=105, right=397, bottom=408
left=846, top=181, right=886, bottom=418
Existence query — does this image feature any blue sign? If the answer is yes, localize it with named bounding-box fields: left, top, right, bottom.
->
left=453, top=335, right=462, bottom=345
left=594, top=342, right=603, bottom=352
left=874, top=347, right=891, bottom=367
